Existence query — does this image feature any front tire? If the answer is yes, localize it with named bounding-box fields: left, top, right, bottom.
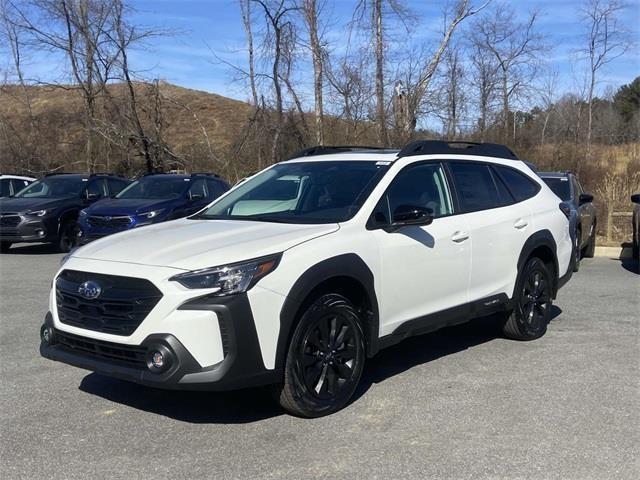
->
left=572, top=230, right=581, bottom=272
left=502, top=257, right=553, bottom=341
left=57, top=221, right=76, bottom=253
left=276, top=293, right=366, bottom=418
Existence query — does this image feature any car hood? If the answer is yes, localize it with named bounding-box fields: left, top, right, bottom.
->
left=72, top=218, right=339, bottom=271
left=85, top=198, right=178, bottom=216
left=0, top=197, right=72, bottom=214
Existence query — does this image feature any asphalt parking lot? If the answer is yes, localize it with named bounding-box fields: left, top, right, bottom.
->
left=0, top=245, right=638, bottom=480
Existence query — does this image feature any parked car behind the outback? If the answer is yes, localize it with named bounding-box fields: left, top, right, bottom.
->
left=40, top=141, right=574, bottom=418
left=539, top=171, right=597, bottom=272
left=632, top=193, right=640, bottom=260
left=76, top=173, right=230, bottom=245
left=0, top=173, right=129, bottom=252
left=0, top=174, right=35, bottom=197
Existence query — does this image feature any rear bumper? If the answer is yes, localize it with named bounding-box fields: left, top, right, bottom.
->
left=40, top=292, right=282, bottom=391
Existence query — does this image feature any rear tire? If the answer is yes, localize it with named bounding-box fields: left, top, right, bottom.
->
left=0, top=241, right=12, bottom=252
left=582, top=222, right=596, bottom=258
left=276, top=293, right=366, bottom=418
left=502, top=257, right=553, bottom=341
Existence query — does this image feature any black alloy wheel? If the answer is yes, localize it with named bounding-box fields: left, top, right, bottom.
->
left=502, top=257, right=552, bottom=340
left=277, top=293, right=365, bottom=417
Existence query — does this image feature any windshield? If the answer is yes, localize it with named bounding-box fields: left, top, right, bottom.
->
left=13, top=176, right=86, bottom=199
left=542, top=177, right=571, bottom=201
left=116, top=176, right=190, bottom=199
left=197, top=161, right=390, bottom=224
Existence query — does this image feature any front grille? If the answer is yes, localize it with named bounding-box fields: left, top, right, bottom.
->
left=56, top=270, right=163, bottom=336
left=0, top=214, right=21, bottom=227
left=87, top=215, right=132, bottom=228
left=55, top=329, right=147, bottom=368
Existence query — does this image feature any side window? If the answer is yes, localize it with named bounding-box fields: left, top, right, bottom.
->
left=86, top=179, right=105, bottom=198
left=493, top=165, right=540, bottom=203
left=188, top=178, right=206, bottom=200
left=571, top=177, right=583, bottom=197
left=371, top=163, right=453, bottom=225
left=448, top=162, right=503, bottom=212
left=492, top=169, right=515, bottom=206
left=108, top=178, right=129, bottom=196
left=0, top=179, right=11, bottom=197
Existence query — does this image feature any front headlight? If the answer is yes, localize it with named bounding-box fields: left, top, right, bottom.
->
left=26, top=209, right=49, bottom=217
left=79, top=209, right=88, bottom=217
left=139, top=209, right=164, bottom=219
left=169, top=254, right=281, bottom=294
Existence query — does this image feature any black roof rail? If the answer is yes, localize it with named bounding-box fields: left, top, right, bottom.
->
left=398, top=140, right=519, bottom=160
left=44, top=172, right=75, bottom=177
left=286, top=145, right=399, bottom=160
left=89, top=172, right=125, bottom=178
left=190, top=172, right=221, bottom=178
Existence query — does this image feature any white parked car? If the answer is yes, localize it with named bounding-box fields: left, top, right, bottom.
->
left=0, top=174, right=35, bottom=197
left=40, top=141, right=573, bottom=417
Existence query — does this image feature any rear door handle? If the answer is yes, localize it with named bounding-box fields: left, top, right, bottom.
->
left=451, top=231, right=470, bottom=243
left=514, top=218, right=528, bottom=230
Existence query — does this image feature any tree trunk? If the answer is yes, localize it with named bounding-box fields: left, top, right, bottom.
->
left=305, top=0, right=324, bottom=145
left=374, top=0, right=386, bottom=145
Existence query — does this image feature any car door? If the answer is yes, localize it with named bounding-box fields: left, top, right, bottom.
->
left=448, top=161, right=531, bottom=303
left=369, top=161, right=471, bottom=335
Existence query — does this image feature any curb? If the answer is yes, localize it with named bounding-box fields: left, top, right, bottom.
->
left=594, top=246, right=632, bottom=258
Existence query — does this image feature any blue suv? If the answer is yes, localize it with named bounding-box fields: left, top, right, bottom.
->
left=77, top=173, right=230, bottom=244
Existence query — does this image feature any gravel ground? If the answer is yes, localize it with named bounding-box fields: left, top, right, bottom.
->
left=1, top=244, right=638, bottom=480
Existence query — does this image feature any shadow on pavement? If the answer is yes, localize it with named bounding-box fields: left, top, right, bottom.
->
left=617, top=257, right=639, bottom=275
left=2, top=243, right=58, bottom=255
left=79, top=306, right=563, bottom=423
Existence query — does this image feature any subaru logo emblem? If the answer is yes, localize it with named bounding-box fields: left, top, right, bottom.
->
left=105, top=216, right=112, bottom=221
left=78, top=281, right=102, bottom=300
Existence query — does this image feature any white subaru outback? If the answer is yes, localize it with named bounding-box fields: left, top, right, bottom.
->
left=40, top=141, right=573, bottom=417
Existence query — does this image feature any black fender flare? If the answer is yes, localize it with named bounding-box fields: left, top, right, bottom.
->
left=515, top=229, right=559, bottom=298
left=276, top=253, right=380, bottom=369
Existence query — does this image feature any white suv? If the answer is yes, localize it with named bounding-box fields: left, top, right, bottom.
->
left=40, top=141, right=573, bottom=417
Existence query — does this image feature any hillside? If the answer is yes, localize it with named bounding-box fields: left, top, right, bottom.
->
left=0, top=82, right=254, bottom=174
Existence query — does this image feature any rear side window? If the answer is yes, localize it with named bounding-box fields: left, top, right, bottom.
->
left=494, top=165, right=539, bottom=202
left=448, top=162, right=504, bottom=212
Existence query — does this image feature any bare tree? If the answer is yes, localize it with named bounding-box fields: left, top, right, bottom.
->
left=301, top=0, right=324, bottom=145
left=393, top=0, right=489, bottom=139
left=580, top=0, right=629, bottom=153
left=251, top=0, right=297, bottom=162
left=472, top=2, right=544, bottom=140
left=239, top=0, right=259, bottom=107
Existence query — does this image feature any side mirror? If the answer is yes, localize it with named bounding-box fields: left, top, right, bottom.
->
left=631, top=193, right=640, bottom=204
left=579, top=193, right=593, bottom=205
left=389, top=205, right=433, bottom=231
left=85, top=192, right=100, bottom=203
left=190, top=193, right=204, bottom=201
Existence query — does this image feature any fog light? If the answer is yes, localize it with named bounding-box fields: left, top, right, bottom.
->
left=36, top=229, right=45, bottom=237
left=40, top=324, right=55, bottom=345
left=151, top=351, right=164, bottom=368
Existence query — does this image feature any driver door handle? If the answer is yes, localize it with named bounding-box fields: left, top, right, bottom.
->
left=451, top=231, right=470, bottom=243
left=514, top=218, right=528, bottom=230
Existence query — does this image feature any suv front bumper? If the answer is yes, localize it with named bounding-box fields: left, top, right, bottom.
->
left=40, top=291, right=283, bottom=391
left=0, top=215, right=56, bottom=243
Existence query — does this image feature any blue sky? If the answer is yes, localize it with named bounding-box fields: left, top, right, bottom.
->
left=8, top=0, right=640, bottom=106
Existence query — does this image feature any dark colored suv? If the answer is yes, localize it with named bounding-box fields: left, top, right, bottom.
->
left=632, top=194, right=639, bottom=260
left=540, top=171, right=597, bottom=271
left=0, top=173, right=130, bottom=252
left=77, top=173, right=230, bottom=244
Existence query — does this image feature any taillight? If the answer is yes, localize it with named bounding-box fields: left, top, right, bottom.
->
left=559, top=203, right=571, bottom=219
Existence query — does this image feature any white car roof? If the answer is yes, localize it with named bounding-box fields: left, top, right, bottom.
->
left=0, top=174, right=36, bottom=181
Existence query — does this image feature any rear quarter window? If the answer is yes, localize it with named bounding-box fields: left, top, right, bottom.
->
left=493, top=165, right=540, bottom=202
